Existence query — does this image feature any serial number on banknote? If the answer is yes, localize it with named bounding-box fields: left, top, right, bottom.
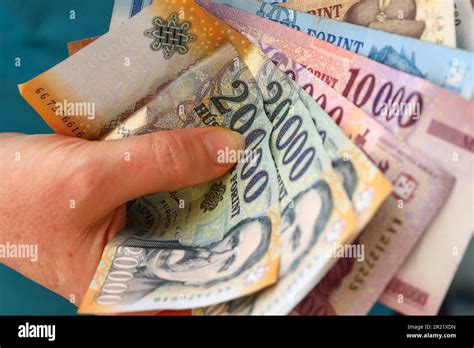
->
left=35, top=87, right=86, bottom=137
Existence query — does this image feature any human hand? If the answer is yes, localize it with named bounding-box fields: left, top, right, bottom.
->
left=0, top=128, right=244, bottom=305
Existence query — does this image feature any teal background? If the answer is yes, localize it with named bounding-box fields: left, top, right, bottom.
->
left=0, top=0, right=113, bottom=315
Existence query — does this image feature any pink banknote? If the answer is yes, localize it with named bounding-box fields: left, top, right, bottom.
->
left=200, top=0, right=474, bottom=147
left=200, top=0, right=473, bottom=315
left=263, top=44, right=455, bottom=315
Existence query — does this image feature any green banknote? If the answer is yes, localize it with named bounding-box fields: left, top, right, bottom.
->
left=295, top=83, right=392, bottom=230
left=195, top=8, right=395, bottom=312
left=199, top=39, right=359, bottom=314
left=18, top=0, right=288, bottom=314
left=79, top=44, right=282, bottom=313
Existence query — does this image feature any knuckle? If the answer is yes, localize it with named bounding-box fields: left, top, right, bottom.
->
left=149, top=132, right=188, bottom=184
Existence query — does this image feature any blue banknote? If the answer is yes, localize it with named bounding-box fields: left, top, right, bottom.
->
left=214, top=0, right=474, bottom=100
left=109, top=0, right=153, bottom=29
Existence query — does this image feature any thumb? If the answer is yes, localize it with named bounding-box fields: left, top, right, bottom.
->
left=87, top=127, right=245, bottom=207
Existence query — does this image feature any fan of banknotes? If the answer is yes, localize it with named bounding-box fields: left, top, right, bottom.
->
left=18, top=0, right=473, bottom=315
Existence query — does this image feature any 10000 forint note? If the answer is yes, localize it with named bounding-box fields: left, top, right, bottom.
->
left=214, top=0, right=474, bottom=100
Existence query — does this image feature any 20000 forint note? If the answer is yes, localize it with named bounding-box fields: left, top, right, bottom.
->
left=18, top=0, right=286, bottom=313
left=195, top=43, right=359, bottom=315
left=81, top=44, right=285, bottom=314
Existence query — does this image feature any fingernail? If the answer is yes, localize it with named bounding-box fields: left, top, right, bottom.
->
left=201, top=128, right=246, bottom=166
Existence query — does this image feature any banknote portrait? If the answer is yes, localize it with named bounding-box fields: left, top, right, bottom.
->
left=108, top=216, right=272, bottom=304
left=204, top=180, right=334, bottom=314
left=279, top=180, right=333, bottom=277
left=345, top=0, right=426, bottom=39
left=332, top=158, right=358, bottom=198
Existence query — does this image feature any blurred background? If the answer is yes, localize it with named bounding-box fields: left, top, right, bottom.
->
left=0, top=0, right=473, bottom=315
